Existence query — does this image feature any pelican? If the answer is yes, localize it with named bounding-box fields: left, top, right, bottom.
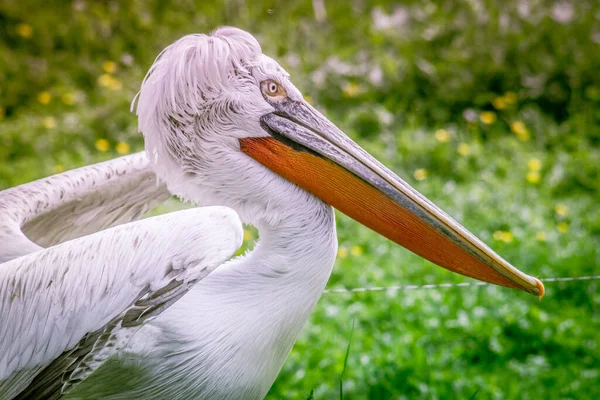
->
left=0, top=27, right=544, bottom=399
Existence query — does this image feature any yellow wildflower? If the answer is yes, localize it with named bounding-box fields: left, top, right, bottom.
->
left=116, top=142, right=130, bottom=155
left=493, top=230, right=513, bottom=243
left=536, top=231, right=546, bottom=242
left=95, top=138, right=110, bottom=152
left=557, top=222, right=569, bottom=233
left=492, top=97, right=506, bottom=110
left=16, top=23, right=32, bottom=38
left=52, top=164, right=65, bottom=174
left=342, top=82, right=360, bottom=98
left=102, top=61, right=117, bottom=74
left=554, top=203, right=568, bottom=216
left=350, top=245, right=364, bottom=256
left=528, top=158, right=542, bottom=171
left=61, top=93, right=75, bottom=105
left=435, top=129, right=450, bottom=142
left=503, top=92, right=517, bottom=104
left=337, top=247, right=348, bottom=259
left=304, top=95, right=313, bottom=105
left=510, top=121, right=527, bottom=134
left=108, top=78, right=122, bottom=91
left=526, top=171, right=540, bottom=184
left=510, top=121, right=531, bottom=141
left=42, top=116, right=56, bottom=129
left=98, top=74, right=122, bottom=91
left=480, top=111, right=497, bottom=125
left=457, top=143, right=470, bottom=156
left=38, top=91, right=52, bottom=105
left=413, top=168, right=428, bottom=181
left=243, top=230, right=253, bottom=241
left=517, top=131, right=530, bottom=141
left=98, top=74, right=112, bottom=87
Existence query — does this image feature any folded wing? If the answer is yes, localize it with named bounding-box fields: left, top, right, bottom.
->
left=0, top=207, right=243, bottom=399
left=0, top=152, right=171, bottom=263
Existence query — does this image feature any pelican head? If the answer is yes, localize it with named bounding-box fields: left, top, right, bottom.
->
left=134, top=27, right=543, bottom=296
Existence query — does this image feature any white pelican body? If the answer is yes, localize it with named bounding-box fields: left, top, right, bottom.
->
left=0, top=28, right=543, bottom=399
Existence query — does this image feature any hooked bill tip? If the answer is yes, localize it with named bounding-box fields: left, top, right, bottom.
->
left=535, top=278, right=545, bottom=299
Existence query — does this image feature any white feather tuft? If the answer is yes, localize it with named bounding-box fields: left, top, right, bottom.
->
left=133, top=27, right=263, bottom=181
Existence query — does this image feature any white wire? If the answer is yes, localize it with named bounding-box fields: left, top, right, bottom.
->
left=323, top=275, right=600, bottom=294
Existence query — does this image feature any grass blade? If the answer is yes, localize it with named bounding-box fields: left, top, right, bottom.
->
left=339, top=319, right=356, bottom=400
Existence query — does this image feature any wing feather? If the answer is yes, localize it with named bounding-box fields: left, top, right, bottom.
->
left=0, top=207, right=243, bottom=399
left=0, top=152, right=171, bottom=263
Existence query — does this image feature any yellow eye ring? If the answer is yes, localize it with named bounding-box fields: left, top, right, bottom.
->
left=261, top=80, right=287, bottom=98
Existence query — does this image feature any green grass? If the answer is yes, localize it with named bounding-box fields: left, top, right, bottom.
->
left=339, top=319, right=355, bottom=399
left=266, top=128, right=599, bottom=399
left=1, top=1, right=599, bottom=399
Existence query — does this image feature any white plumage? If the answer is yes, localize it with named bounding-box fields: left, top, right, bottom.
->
left=0, top=26, right=543, bottom=399
left=0, top=206, right=241, bottom=398
left=1, top=27, right=337, bottom=399
left=0, top=152, right=169, bottom=263
left=0, top=151, right=243, bottom=398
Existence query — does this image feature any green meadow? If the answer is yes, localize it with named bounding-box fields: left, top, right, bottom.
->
left=1, top=1, right=598, bottom=398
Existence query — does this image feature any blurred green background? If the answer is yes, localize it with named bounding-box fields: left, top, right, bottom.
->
left=1, top=0, right=599, bottom=399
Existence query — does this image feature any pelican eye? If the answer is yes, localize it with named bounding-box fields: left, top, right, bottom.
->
left=261, top=80, right=287, bottom=99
